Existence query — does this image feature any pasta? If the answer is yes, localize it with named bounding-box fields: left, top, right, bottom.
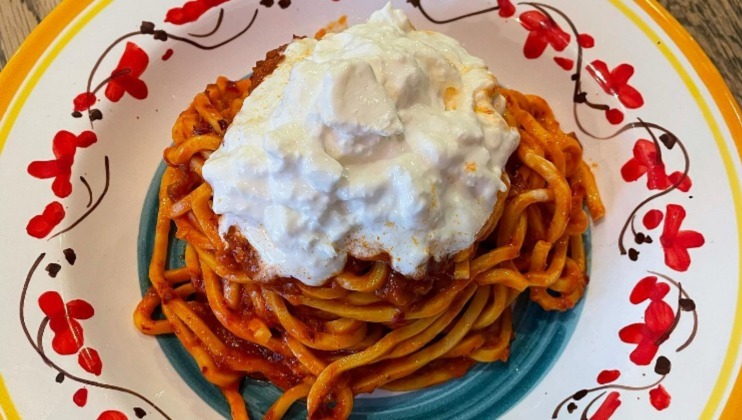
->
left=134, top=55, right=604, bottom=420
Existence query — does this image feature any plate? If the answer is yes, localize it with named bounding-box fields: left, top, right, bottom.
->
left=1, top=0, right=741, bottom=419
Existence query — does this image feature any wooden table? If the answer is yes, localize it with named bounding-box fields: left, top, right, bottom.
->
left=0, top=0, right=740, bottom=107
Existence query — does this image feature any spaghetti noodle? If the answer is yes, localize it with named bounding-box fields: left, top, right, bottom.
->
left=134, top=49, right=604, bottom=420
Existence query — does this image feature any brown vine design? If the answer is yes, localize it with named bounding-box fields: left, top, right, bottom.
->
left=407, top=0, right=513, bottom=23
left=407, top=1, right=702, bottom=417
left=74, top=8, right=258, bottom=126
left=552, top=272, right=697, bottom=418
left=21, top=3, right=265, bottom=417
left=48, top=156, right=109, bottom=239
left=20, top=253, right=172, bottom=419
left=519, top=2, right=692, bottom=263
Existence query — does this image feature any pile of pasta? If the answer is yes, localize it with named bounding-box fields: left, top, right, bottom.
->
left=134, top=73, right=604, bottom=419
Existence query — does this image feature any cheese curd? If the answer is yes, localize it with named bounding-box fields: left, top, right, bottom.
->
left=202, top=3, right=520, bottom=285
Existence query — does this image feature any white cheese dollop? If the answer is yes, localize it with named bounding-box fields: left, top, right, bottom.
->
left=202, top=3, right=520, bottom=286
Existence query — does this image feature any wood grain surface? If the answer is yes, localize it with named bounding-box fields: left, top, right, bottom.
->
left=0, top=0, right=740, bottom=106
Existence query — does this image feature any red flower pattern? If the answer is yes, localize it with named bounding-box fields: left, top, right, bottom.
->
left=73, top=388, right=88, bottom=407
left=621, top=139, right=692, bottom=192
left=553, top=57, right=574, bottom=71
left=26, top=201, right=65, bottom=238
left=629, top=276, right=670, bottom=304
left=27, top=130, right=97, bottom=198
left=519, top=11, right=570, bottom=59
left=37, top=291, right=106, bottom=377
left=649, top=384, right=671, bottom=410
left=586, top=60, right=644, bottom=109
left=643, top=209, right=664, bottom=230
left=165, top=0, right=230, bottom=25
left=38, top=291, right=94, bottom=355
left=104, top=42, right=149, bottom=102
left=577, top=33, right=594, bottom=48
left=497, top=0, right=516, bottom=18
left=660, top=204, right=705, bottom=272
left=73, top=92, right=97, bottom=112
left=619, top=276, right=673, bottom=365
left=498, top=5, right=696, bottom=418
left=78, top=347, right=103, bottom=376
left=98, top=411, right=128, bottom=420
left=605, top=108, right=624, bottom=125
left=596, top=369, right=621, bottom=384
left=590, top=391, right=622, bottom=420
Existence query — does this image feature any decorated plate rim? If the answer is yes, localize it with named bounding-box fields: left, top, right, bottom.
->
left=0, top=0, right=741, bottom=418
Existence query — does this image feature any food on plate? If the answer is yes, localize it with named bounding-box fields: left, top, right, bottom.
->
left=135, top=4, right=604, bottom=419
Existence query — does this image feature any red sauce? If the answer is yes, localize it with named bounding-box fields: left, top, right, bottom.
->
left=190, top=301, right=303, bottom=389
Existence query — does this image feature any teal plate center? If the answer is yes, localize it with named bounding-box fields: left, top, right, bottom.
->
left=138, top=162, right=588, bottom=419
